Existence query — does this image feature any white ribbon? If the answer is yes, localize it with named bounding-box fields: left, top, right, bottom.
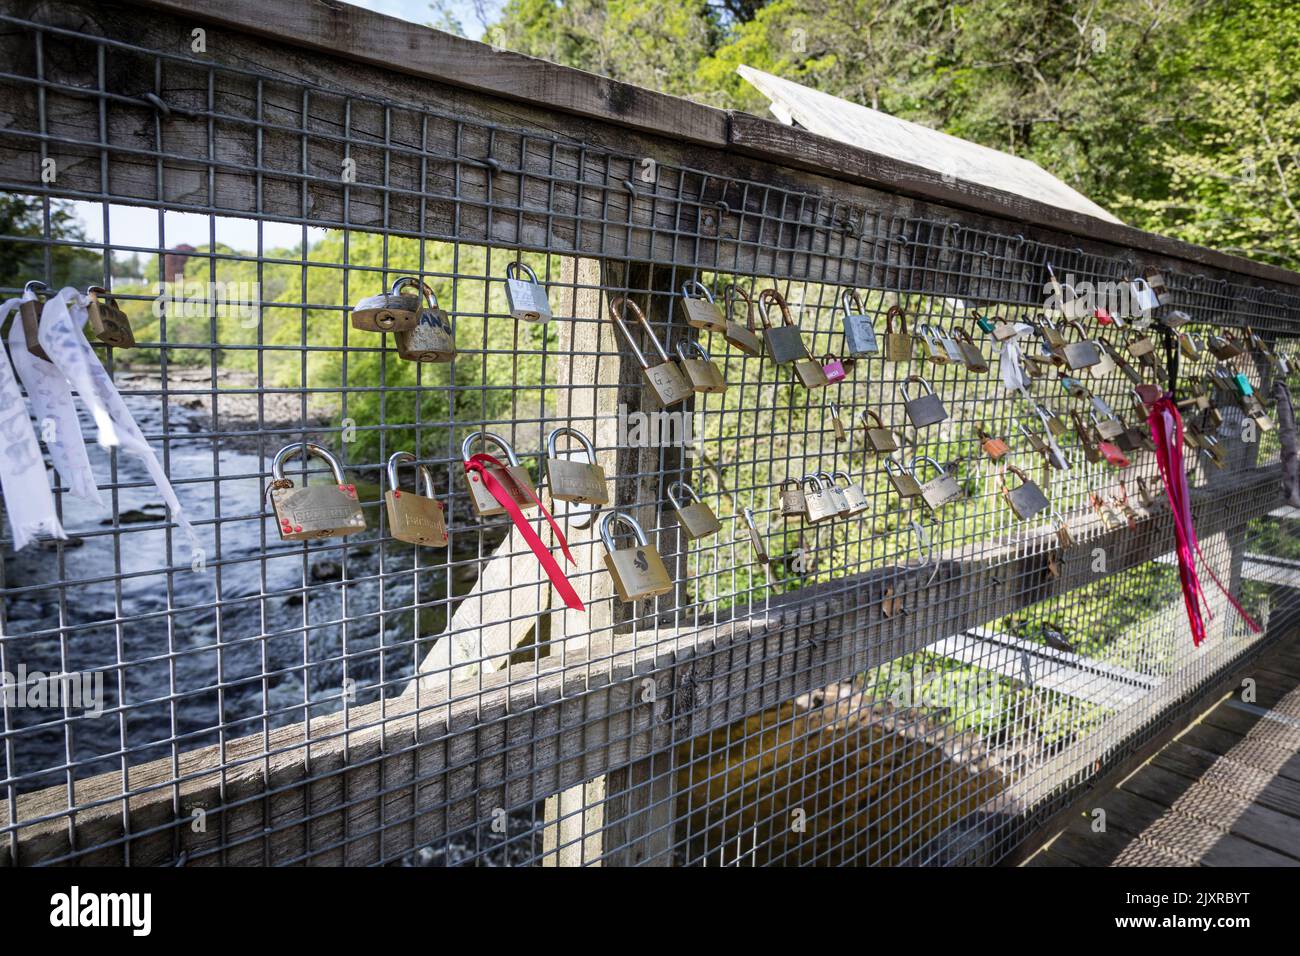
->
left=37, top=287, right=199, bottom=549
left=7, top=289, right=102, bottom=504
left=999, top=338, right=1029, bottom=392
left=0, top=298, right=63, bottom=548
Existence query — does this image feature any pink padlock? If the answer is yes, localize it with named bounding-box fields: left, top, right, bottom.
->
left=821, top=353, right=846, bottom=383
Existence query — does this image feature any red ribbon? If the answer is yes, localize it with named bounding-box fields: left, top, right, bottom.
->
left=1146, top=394, right=1258, bottom=645
left=465, top=453, right=585, bottom=612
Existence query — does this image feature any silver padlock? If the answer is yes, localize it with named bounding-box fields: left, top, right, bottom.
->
left=832, top=471, right=870, bottom=515
left=545, top=426, right=609, bottom=505
left=900, top=375, right=948, bottom=429
left=803, top=474, right=839, bottom=523
left=817, top=470, right=851, bottom=517
left=840, top=289, right=879, bottom=357
left=350, top=275, right=422, bottom=333
left=504, top=261, right=551, bottom=323
left=911, top=456, right=962, bottom=511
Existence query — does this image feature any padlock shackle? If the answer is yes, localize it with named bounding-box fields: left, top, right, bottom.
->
left=600, top=510, right=648, bottom=551
left=952, top=326, right=975, bottom=344
left=884, top=304, right=907, bottom=334
left=757, top=288, right=796, bottom=331
left=821, top=353, right=840, bottom=366
left=85, top=284, right=111, bottom=301
left=881, top=459, right=907, bottom=479
left=23, top=279, right=50, bottom=298
left=780, top=477, right=800, bottom=491
left=667, top=480, right=701, bottom=509
left=723, top=284, right=756, bottom=331
left=862, top=408, right=886, bottom=429
left=681, top=280, right=714, bottom=303
left=907, top=455, right=945, bottom=481
left=899, top=373, right=934, bottom=402
left=545, top=425, right=597, bottom=461
left=999, top=464, right=1031, bottom=491
left=461, top=430, right=521, bottom=466
left=271, top=441, right=346, bottom=485
left=505, top=261, right=541, bottom=285
left=840, top=288, right=864, bottom=316
left=800, top=474, right=823, bottom=491
left=831, top=470, right=853, bottom=488
left=388, top=275, right=425, bottom=298
left=387, top=450, right=435, bottom=498
left=675, top=339, right=711, bottom=363
left=607, top=296, right=671, bottom=368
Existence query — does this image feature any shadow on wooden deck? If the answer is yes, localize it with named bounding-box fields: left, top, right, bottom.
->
left=1024, top=635, right=1300, bottom=866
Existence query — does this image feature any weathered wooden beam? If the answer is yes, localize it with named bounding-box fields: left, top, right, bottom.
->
left=1, top=466, right=1281, bottom=866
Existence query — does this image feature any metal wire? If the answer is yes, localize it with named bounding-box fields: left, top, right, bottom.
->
left=1, top=10, right=1298, bottom=867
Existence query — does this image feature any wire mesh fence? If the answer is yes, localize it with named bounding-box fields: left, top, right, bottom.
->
left=1, top=2, right=1299, bottom=866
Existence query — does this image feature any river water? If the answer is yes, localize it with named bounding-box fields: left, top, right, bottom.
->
left=1, top=390, right=484, bottom=795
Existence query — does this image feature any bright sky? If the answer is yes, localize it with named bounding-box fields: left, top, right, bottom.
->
left=78, top=0, right=498, bottom=255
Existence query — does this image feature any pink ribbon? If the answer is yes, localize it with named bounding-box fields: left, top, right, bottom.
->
left=1146, top=394, right=1259, bottom=646
left=465, top=453, right=585, bottom=612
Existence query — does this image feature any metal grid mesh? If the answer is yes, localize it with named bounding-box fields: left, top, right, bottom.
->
left=1, top=8, right=1298, bottom=867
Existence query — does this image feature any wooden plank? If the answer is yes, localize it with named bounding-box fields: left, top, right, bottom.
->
left=1152, top=741, right=1300, bottom=821
left=1120, top=764, right=1300, bottom=862
left=926, top=628, right=1158, bottom=708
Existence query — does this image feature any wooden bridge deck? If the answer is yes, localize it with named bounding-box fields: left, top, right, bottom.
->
left=1024, top=633, right=1300, bottom=866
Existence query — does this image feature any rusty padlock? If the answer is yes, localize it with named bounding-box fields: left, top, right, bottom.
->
left=722, top=284, right=763, bottom=357
left=758, top=288, right=810, bottom=366
left=86, top=286, right=136, bottom=348
left=19, top=280, right=50, bottom=360
left=394, top=283, right=456, bottom=362
left=608, top=296, right=692, bottom=408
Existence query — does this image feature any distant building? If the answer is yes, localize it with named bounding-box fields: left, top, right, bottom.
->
left=164, top=243, right=195, bottom=282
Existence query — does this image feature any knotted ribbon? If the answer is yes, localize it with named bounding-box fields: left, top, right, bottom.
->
left=464, top=453, right=584, bottom=611
left=1146, top=393, right=1259, bottom=645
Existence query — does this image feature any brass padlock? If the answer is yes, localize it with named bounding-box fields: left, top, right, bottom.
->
left=1179, top=331, right=1205, bottom=359
left=861, top=409, right=898, bottom=453
left=504, top=261, right=552, bottom=323
left=758, top=288, right=810, bottom=365
left=919, top=323, right=953, bottom=364
left=803, top=474, right=840, bottom=522
left=385, top=451, right=448, bottom=547
left=882, top=459, right=921, bottom=500
left=1126, top=327, right=1156, bottom=359
left=544, top=426, right=609, bottom=505
left=86, top=286, right=136, bottom=348
left=350, top=275, right=422, bottom=332
left=668, top=480, right=720, bottom=540
left=912, top=456, right=961, bottom=511
left=676, top=340, right=727, bottom=393
left=829, top=402, right=847, bottom=442
left=1072, top=411, right=1102, bottom=463
left=601, top=511, right=673, bottom=602
left=19, top=280, right=50, bottom=361
left=1052, top=510, right=1075, bottom=548
left=462, top=431, right=538, bottom=516
left=992, top=318, right=1022, bottom=342
left=394, top=283, right=456, bottom=362
left=1055, top=320, right=1101, bottom=370
left=1001, top=464, right=1050, bottom=520
left=1019, top=420, right=1050, bottom=455
left=680, top=280, right=725, bottom=334
left=1208, top=330, right=1243, bottom=360
left=779, top=477, right=806, bottom=520
left=953, top=326, right=988, bottom=372
left=1040, top=316, right=1067, bottom=349
left=608, top=296, right=692, bottom=408
left=832, top=471, right=870, bottom=515
left=817, top=470, right=851, bottom=517
left=883, top=305, right=913, bottom=362
left=722, top=284, right=763, bottom=357
left=900, top=374, right=948, bottom=429
left=792, top=355, right=829, bottom=389
left=742, top=506, right=769, bottom=564
left=1091, top=407, right=1125, bottom=441
left=1101, top=336, right=1144, bottom=385
left=1035, top=401, right=1067, bottom=438
left=840, top=289, right=879, bottom=357
left=267, top=442, right=366, bottom=541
